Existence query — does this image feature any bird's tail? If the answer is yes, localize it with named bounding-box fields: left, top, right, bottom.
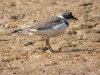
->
left=7, top=29, right=23, bottom=35
left=8, top=27, right=31, bottom=35
left=11, top=29, right=22, bottom=34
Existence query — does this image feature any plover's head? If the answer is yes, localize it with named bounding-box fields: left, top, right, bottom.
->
left=61, top=10, right=78, bottom=21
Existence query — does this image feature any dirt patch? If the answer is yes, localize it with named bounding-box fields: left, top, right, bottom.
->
left=0, top=0, right=100, bottom=75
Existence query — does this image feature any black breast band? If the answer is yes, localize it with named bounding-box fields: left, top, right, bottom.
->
left=62, top=18, right=69, bottom=26
left=58, top=16, right=69, bottom=26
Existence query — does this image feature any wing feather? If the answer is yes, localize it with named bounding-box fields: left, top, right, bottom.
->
left=28, top=16, right=64, bottom=30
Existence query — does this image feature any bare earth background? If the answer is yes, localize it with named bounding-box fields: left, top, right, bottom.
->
left=0, top=0, right=100, bottom=75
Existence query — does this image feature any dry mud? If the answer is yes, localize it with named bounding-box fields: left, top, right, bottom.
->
left=0, top=0, right=100, bottom=75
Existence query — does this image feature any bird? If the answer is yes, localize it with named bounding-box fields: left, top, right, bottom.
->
left=11, top=10, right=78, bottom=52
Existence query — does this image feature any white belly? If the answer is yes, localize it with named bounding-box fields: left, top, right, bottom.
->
left=33, top=23, right=67, bottom=38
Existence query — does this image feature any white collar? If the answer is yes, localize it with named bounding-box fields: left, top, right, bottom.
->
left=58, top=15, right=66, bottom=21
left=58, top=15, right=69, bottom=25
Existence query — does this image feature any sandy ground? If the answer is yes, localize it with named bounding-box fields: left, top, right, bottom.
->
left=0, top=0, right=100, bottom=75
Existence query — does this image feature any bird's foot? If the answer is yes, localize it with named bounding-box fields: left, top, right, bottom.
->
left=42, top=47, right=61, bottom=53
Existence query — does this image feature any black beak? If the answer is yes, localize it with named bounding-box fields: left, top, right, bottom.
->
left=72, top=16, right=78, bottom=20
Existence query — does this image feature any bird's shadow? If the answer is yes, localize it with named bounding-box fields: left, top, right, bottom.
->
left=42, top=47, right=95, bottom=53
left=61, top=49, right=95, bottom=53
